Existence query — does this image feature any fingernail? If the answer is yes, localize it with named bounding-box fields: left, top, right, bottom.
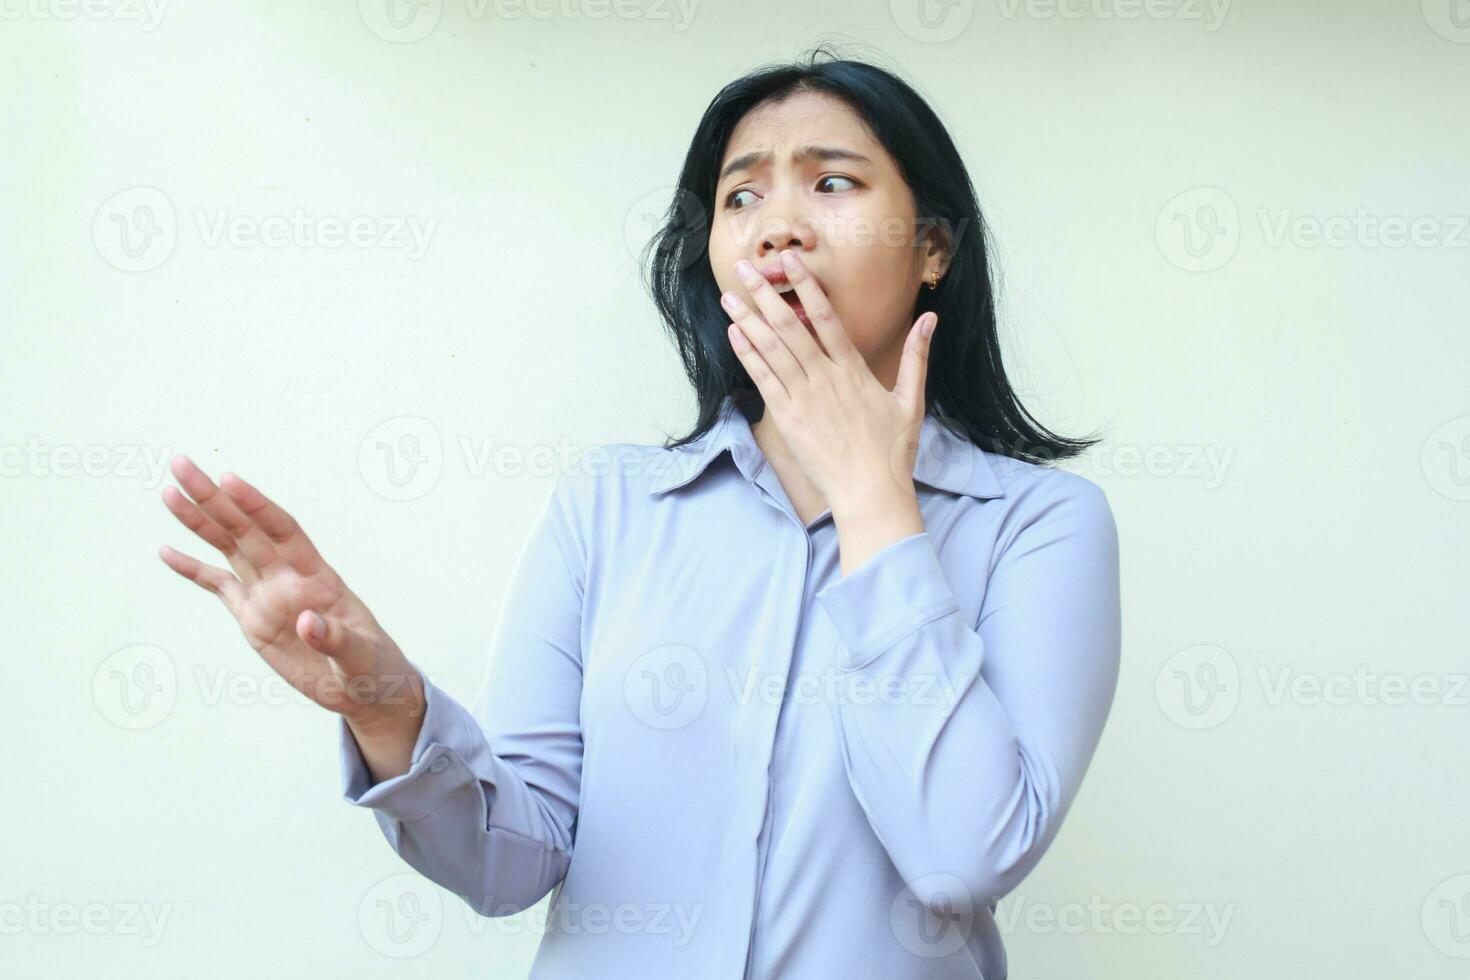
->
left=735, top=260, right=756, bottom=280
left=780, top=250, right=797, bottom=270
left=922, top=314, right=937, bottom=338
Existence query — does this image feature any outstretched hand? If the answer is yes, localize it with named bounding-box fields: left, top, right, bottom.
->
left=158, top=455, right=422, bottom=729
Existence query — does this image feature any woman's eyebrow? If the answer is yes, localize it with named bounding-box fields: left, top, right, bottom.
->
left=718, top=145, right=872, bottom=183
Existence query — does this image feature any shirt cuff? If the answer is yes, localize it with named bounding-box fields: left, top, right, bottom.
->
left=814, top=530, right=962, bottom=671
left=338, top=666, right=485, bottom=824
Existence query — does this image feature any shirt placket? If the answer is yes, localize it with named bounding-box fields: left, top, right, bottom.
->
left=735, top=459, right=822, bottom=980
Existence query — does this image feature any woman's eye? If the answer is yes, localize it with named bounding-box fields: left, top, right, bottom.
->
left=724, top=176, right=857, bottom=210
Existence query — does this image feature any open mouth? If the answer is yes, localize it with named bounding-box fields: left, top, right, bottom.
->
left=782, top=292, right=811, bottom=326
left=775, top=283, right=811, bottom=326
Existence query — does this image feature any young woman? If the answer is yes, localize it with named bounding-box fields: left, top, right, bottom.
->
left=160, top=49, right=1121, bottom=980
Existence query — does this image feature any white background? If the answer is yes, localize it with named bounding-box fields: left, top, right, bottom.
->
left=2, top=0, right=1467, bottom=976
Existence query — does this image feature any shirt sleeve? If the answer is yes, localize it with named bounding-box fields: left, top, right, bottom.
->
left=812, top=475, right=1121, bottom=914
left=338, top=472, right=588, bottom=917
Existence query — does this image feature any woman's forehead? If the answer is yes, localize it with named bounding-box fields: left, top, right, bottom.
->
left=722, top=97, right=883, bottom=170
left=720, top=104, right=882, bottom=177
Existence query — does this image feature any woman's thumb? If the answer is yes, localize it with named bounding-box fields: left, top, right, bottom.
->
left=299, top=610, right=338, bottom=652
left=299, top=608, right=376, bottom=671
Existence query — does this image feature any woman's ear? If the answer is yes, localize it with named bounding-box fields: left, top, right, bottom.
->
left=917, top=215, right=954, bottom=280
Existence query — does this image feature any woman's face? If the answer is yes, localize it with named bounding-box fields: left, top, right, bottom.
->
left=708, top=90, right=947, bottom=389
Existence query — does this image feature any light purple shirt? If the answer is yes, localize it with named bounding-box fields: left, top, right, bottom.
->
left=340, top=392, right=1122, bottom=979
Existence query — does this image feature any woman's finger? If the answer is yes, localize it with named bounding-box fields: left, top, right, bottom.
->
left=778, top=249, right=859, bottom=367
left=157, top=544, right=246, bottom=616
left=168, top=455, right=286, bottom=578
left=731, top=260, right=826, bottom=372
left=721, top=289, right=805, bottom=394
left=892, top=312, right=938, bottom=411
left=296, top=610, right=403, bottom=709
left=727, top=322, right=788, bottom=408
left=160, top=483, right=261, bottom=587
left=219, top=472, right=327, bottom=577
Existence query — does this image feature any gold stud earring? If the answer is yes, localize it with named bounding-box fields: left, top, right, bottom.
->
left=927, top=270, right=939, bottom=291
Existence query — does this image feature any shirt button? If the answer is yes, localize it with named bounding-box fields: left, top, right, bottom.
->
left=429, top=755, right=450, bottom=774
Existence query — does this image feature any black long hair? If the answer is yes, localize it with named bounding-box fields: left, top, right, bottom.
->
left=640, top=44, right=1103, bottom=465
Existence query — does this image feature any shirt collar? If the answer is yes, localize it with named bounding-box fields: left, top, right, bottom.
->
left=648, top=393, right=1006, bottom=500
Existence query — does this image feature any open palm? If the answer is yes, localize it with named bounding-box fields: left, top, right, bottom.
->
left=158, top=455, right=420, bottom=722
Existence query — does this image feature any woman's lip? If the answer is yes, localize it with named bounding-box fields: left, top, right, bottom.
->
left=781, top=290, right=813, bottom=327
left=757, top=262, right=825, bottom=294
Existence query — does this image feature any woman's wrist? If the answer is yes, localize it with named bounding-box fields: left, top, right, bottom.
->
left=344, top=664, right=426, bottom=738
